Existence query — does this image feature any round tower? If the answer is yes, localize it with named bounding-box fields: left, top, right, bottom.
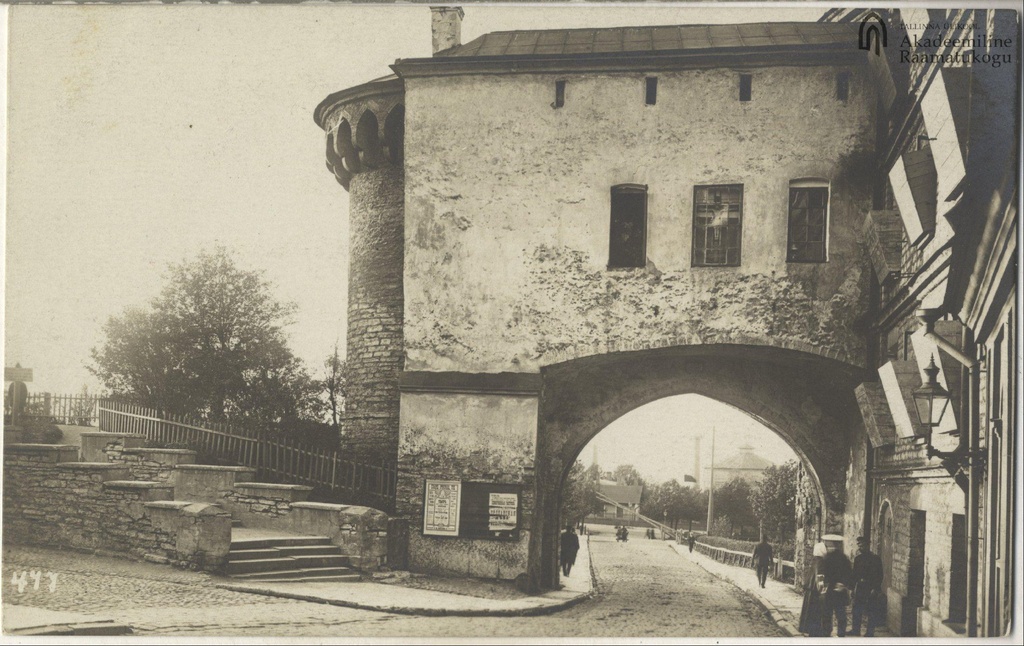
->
left=316, top=77, right=405, bottom=464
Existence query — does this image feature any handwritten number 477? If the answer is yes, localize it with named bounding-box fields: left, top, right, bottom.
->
left=10, top=571, right=58, bottom=593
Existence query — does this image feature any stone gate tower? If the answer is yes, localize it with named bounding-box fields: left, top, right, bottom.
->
left=316, top=77, right=406, bottom=463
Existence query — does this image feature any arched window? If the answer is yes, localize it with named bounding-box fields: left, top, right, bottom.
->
left=788, top=179, right=830, bottom=263
left=609, top=184, right=647, bottom=269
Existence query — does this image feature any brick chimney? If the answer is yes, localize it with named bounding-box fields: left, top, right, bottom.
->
left=431, top=6, right=464, bottom=55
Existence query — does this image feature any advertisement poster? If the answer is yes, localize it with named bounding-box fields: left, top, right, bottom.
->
left=423, top=479, right=461, bottom=536
left=488, top=492, right=518, bottom=533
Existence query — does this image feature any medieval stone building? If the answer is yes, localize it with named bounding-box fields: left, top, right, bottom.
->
left=316, top=7, right=1017, bottom=637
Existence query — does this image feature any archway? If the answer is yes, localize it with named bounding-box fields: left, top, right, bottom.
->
left=528, top=343, right=868, bottom=590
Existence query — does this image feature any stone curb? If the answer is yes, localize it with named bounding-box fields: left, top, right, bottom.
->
left=670, top=543, right=802, bottom=637
left=214, top=582, right=590, bottom=617
left=215, top=534, right=595, bottom=618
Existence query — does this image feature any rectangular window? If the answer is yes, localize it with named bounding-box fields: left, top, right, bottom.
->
left=645, top=77, right=658, bottom=105
left=837, top=71, right=851, bottom=101
left=609, top=185, right=647, bottom=268
left=739, top=74, right=752, bottom=102
left=554, top=80, right=566, bottom=108
left=787, top=185, right=829, bottom=263
left=692, top=184, right=743, bottom=267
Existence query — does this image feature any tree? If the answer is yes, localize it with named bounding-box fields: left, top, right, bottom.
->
left=643, top=480, right=708, bottom=531
left=612, top=464, right=645, bottom=486
left=750, top=460, right=799, bottom=541
left=561, top=460, right=601, bottom=526
left=321, top=343, right=347, bottom=432
left=89, top=247, right=318, bottom=428
left=714, top=477, right=757, bottom=538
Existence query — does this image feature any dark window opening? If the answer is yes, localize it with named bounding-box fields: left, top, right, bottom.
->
left=787, top=185, right=829, bottom=263
left=692, top=184, right=743, bottom=267
left=609, top=185, right=648, bottom=269
left=949, top=514, right=968, bottom=623
left=739, top=74, right=752, bottom=102
left=554, top=80, right=566, bottom=108
left=646, top=77, right=658, bottom=105
left=837, top=71, right=851, bottom=101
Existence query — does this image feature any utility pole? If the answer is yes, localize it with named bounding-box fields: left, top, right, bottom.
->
left=706, top=426, right=716, bottom=536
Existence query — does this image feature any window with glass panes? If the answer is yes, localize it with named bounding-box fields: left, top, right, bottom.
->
left=692, top=185, right=743, bottom=266
left=787, top=186, right=829, bottom=263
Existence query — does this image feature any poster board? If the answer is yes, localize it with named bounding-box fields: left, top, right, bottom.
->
left=422, top=479, right=461, bottom=537
left=459, top=482, right=521, bottom=541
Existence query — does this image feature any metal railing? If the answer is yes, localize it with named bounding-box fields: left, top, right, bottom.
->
left=98, top=400, right=396, bottom=512
left=595, top=490, right=679, bottom=540
left=693, top=540, right=796, bottom=583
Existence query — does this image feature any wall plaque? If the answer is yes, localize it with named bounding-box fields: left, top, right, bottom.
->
left=423, top=479, right=461, bottom=537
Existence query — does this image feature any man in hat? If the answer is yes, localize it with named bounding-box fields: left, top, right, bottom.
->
left=820, top=534, right=853, bottom=637
left=851, top=536, right=884, bottom=636
left=559, top=525, right=580, bottom=577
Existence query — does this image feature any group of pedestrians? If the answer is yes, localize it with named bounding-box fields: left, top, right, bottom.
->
left=799, top=535, right=884, bottom=637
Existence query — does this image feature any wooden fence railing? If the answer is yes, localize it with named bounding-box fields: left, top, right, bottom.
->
left=98, top=400, right=396, bottom=513
left=694, top=541, right=796, bottom=583
left=13, top=393, right=100, bottom=425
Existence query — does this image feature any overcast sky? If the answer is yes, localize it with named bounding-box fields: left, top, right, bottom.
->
left=4, top=3, right=826, bottom=396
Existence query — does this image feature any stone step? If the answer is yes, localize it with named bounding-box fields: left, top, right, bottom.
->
left=226, top=548, right=280, bottom=562
left=250, top=574, right=361, bottom=583
left=291, top=554, right=351, bottom=569
left=228, top=566, right=357, bottom=581
left=276, top=544, right=345, bottom=557
left=225, top=557, right=298, bottom=575
left=231, top=518, right=243, bottom=528
left=229, top=536, right=332, bottom=550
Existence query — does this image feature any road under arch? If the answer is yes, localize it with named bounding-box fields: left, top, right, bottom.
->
left=528, top=343, right=868, bottom=590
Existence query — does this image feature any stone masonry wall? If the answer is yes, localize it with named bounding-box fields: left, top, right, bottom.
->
left=345, top=164, right=404, bottom=465
left=3, top=445, right=230, bottom=570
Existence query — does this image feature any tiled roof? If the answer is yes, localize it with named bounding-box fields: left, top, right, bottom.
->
left=438, top=22, right=858, bottom=58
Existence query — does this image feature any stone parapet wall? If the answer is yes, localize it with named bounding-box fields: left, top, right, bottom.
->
left=80, top=432, right=146, bottom=463
left=3, top=444, right=231, bottom=571
left=119, top=448, right=197, bottom=482
left=221, top=483, right=313, bottom=528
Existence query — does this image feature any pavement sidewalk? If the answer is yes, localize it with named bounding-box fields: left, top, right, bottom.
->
left=671, top=542, right=893, bottom=639
left=671, top=542, right=805, bottom=636
left=218, top=534, right=594, bottom=617
left=2, top=605, right=132, bottom=636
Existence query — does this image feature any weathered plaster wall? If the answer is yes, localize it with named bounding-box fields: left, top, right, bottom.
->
left=404, top=65, right=877, bottom=373
left=398, top=392, right=537, bottom=578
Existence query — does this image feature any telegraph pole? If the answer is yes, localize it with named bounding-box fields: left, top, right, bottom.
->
left=706, top=426, right=716, bottom=535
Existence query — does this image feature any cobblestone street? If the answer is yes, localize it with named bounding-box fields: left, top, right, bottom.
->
left=3, top=526, right=782, bottom=637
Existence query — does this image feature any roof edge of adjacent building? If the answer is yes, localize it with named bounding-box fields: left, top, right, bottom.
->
left=391, top=42, right=865, bottom=79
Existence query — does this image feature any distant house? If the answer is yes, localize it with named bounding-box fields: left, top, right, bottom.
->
left=703, top=444, right=773, bottom=488
left=594, top=482, right=644, bottom=522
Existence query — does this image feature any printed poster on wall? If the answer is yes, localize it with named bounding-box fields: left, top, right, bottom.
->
left=423, top=479, right=461, bottom=536
left=488, top=492, right=518, bottom=533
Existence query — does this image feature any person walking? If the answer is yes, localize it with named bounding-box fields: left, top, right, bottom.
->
left=688, top=533, right=696, bottom=553
left=851, top=536, right=884, bottom=636
left=559, top=525, right=580, bottom=577
left=752, top=535, right=774, bottom=588
left=820, top=534, right=853, bottom=637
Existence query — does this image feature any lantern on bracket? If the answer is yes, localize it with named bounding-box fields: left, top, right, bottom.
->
left=912, top=355, right=951, bottom=433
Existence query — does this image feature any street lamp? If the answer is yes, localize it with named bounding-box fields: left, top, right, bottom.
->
left=912, top=355, right=951, bottom=433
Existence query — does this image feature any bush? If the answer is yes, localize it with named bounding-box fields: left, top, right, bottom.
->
left=8, top=417, right=64, bottom=444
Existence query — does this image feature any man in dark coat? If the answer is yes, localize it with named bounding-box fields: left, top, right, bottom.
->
left=851, top=536, right=884, bottom=636
left=820, top=535, right=853, bottom=637
left=688, top=533, right=696, bottom=553
left=560, top=525, right=580, bottom=576
left=752, top=536, right=774, bottom=588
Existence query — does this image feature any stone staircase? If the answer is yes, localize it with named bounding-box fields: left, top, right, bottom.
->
left=225, top=532, right=361, bottom=582
left=70, top=431, right=390, bottom=578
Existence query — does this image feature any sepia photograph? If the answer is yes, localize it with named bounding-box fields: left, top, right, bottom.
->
left=1, top=1, right=1020, bottom=640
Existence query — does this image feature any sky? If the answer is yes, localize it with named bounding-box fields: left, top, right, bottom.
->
left=2, top=3, right=827, bottom=395
left=578, top=394, right=799, bottom=487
